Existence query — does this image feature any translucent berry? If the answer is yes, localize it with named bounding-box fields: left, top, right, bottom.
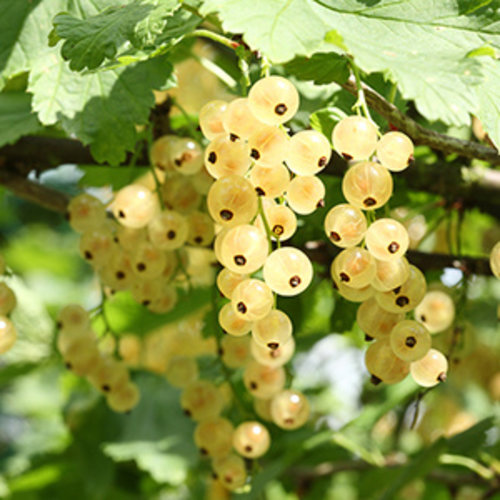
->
left=168, top=137, right=204, bottom=175
left=490, top=241, right=500, bottom=278
left=220, top=335, right=252, bottom=368
left=212, top=454, right=247, bottom=491
left=376, top=131, right=414, bottom=172
left=0, top=316, right=17, bottom=353
left=410, top=348, right=448, bottom=387
left=243, top=360, right=286, bottom=399
left=233, top=421, right=271, bottom=458
left=332, top=116, right=378, bottom=161
left=252, top=309, right=292, bottom=350
left=270, top=389, right=310, bottom=430
left=162, top=175, right=201, bottom=214
left=286, top=130, right=331, bottom=176
left=231, top=279, right=274, bottom=321
left=187, top=211, right=215, bottom=247
left=204, top=134, right=251, bottom=179
left=249, top=163, right=290, bottom=198
left=181, top=380, right=224, bottom=421
left=371, top=257, right=410, bottom=292
left=255, top=205, right=297, bottom=241
left=356, top=298, right=404, bottom=340
left=165, top=356, right=199, bottom=388
left=332, top=247, right=376, bottom=289
left=324, top=203, right=367, bottom=248
left=67, top=193, right=107, bottom=233
left=414, top=290, right=455, bottom=333
left=365, top=218, right=409, bottom=261
left=199, top=100, right=228, bottom=140
left=194, top=417, right=234, bottom=458
left=365, top=339, right=409, bottom=385
left=390, top=320, right=432, bottom=362
left=112, top=185, right=158, bottom=229
left=216, top=268, right=249, bottom=299
left=286, top=175, right=325, bottom=215
left=0, top=283, right=16, bottom=316
left=250, top=336, right=295, bottom=368
left=218, top=302, right=252, bottom=337
left=222, top=97, right=263, bottom=141
left=106, top=382, right=140, bottom=413
left=147, top=210, right=188, bottom=250
left=248, top=126, right=288, bottom=167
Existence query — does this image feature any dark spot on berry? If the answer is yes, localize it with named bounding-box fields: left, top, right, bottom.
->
left=318, top=156, right=327, bottom=167
left=208, top=151, right=217, bottom=164
left=174, top=158, right=182, bottom=166
left=200, top=448, right=208, bottom=456
left=330, top=231, right=341, bottom=242
left=56, top=321, right=62, bottom=329
left=237, top=302, right=247, bottom=314
left=142, top=300, right=151, bottom=306
left=194, top=236, right=203, bottom=244
left=65, top=361, right=72, bottom=370
left=137, top=262, right=146, bottom=271
left=220, top=209, right=233, bottom=221
left=339, top=272, right=350, bottom=283
left=244, top=445, right=253, bottom=453
left=284, top=418, right=294, bottom=425
left=342, top=153, right=353, bottom=161
left=249, top=381, right=258, bottom=390
left=388, top=242, right=400, bottom=254
left=118, top=210, right=126, bottom=218
left=167, top=230, right=176, bottom=240
left=65, top=212, right=71, bottom=221
left=365, top=334, right=374, bottom=341
left=317, top=199, right=325, bottom=208
left=405, top=336, right=417, bottom=348
left=183, top=409, right=192, bottom=417
left=268, top=342, right=279, bottom=350
left=224, top=475, right=233, bottom=484
left=250, top=149, right=260, bottom=160
left=392, top=286, right=401, bottom=294
left=420, top=314, right=426, bottom=322
left=396, top=296, right=410, bottom=307
left=289, top=275, right=301, bottom=287
left=437, top=372, right=447, bottom=383
left=113, top=236, right=119, bottom=243
left=102, top=384, right=111, bottom=392
left=275, top=103, right=287, bottom=115
left=363, top=197, right=376, bottom=207
left=370, top=375, right=382, bottom=385
left=272, top=224, right=284, bottom=236
left=234, top=255, right=246, bottom=266
left=255, top=187, right=265, bottom=196
left=116, top=271, right=125, bottom=280
left=218, top=347, right=224, bottom=356
left=407, top=154, right=415, bottom=167
left=229, top=133, right=239, bottom=142
left=212, top=472, right=218, bottom=480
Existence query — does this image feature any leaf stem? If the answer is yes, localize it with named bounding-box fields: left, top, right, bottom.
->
left=348, top=59, right=374, bottom=124
left=186, top=29, right=239, bottom=51
left=257, top=196, right=273, bottom=253
left=388, top=82, right=398, bottom=104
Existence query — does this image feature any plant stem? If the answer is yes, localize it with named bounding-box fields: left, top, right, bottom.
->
left=257, top=196, right=274, bottom=254
left=260, top=55, right=271, bottom=77
left=170, top=98, right=203, bottom=144
left=388, top=82, right=398, bottom=104
left=186, top=29, right=239, bottom=51
left=349, top=59, right=374, bottom=124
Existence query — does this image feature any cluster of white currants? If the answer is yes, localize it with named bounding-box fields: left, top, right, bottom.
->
left=326, top=115, right=450, bottom=387
left=56, top=304, right=140, bottom=412
left=490, top=241, right=500, bottom=278
left=0, top=254, right=17, bottom=355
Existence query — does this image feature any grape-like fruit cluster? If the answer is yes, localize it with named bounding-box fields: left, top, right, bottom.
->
left=0, top=254, right=17, bottom=355
left=327, top=116, right=449, bottom=387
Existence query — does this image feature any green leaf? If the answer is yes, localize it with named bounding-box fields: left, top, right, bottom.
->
left=28, top=50, right=174, bottom=164
left=285, top=53, right=349, bottom=85
left=200, top=0, right=329, bottom=63
left=0, top=92, right=41, bottom=147
left=53, top=1, right=179, bottom=71
left=447, top=416, right=496, bottom=455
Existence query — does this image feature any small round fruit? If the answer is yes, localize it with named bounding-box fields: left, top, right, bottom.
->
left=57, top=304, right=90, bottom=333
left=147, top=210, right=188, bottom=250
left=249, top=163, right=290, bottom=198
left=118, top=334, right=141, bottom=366
left=248, top=126, right=288, bottom=167
left=150, top=135, right=181, bottom=171
left=243, top=360, right=286, bottom=399
left=218, top=302, right=252, bottom=337
left=376, top=131, right=414, bottom=172
left=248, top=76, right=299, bottom=125
left=414, top=291, right=455, bottom=333
left=112, top=185, right=158, bottom=228
left=390, top=320, right=432, bottom=362
left=87, top=356, right=130, bottom=393
left=332, top=116, right=378, bottom=160
left=216, top=268, right=249, bottom=299
left=286, top=175, right=325, bottom=215
left=342, top=161, right=393, bottom=210
left=410, top=348, right=448, bottom=387
left=181, top=380, right=224, bottom=421
left=255, top=204, right=297, bottom=242
left=356, top=298, right=404, bottom=340
left=270, top=390, right=310, bottom=430
left=131, top=241, right=167, bottom=279
left=220, top=335, right=251, bottom=368
left=67, top=193, right=107, bottom=233
left=199, top=100, right=228, bottom=140
left=324, top=203, right=367, bottom=248
left=0, top=316, right=16, bottom=353
left=375, top=265, right=427, bottom=313
left=333, top=277, right=374, bottom=302
left=169, top=137, right=204, bottom=175
left=365, top=339, right=409, bottom=385
left=79, top=226, right=116, bottom=267
left=250, top=337, right=295, bottom=367
left=371, top=257, right=410, bottom=292
left=233, top=421, right=270, bottom=458
left=194, top=417, right=234, bottom=458
left=212, top=454, right=247, bottom=491
left=106, top=382, right=140, bottom=413
left=204, top=134, right=251, bottom=179
left=231, top=279, right=274, bottom=321
left=162, top=175, right=201, bottom=214
left=332, top=247, right=376, bottom=289
left=490, top=241, right=500, bottom=278
left=252, top=309, right=292, bottom=350
left=365, top=218, right=409, bottom=261
left=187, top=211, right=215, bottom=247
left=219, top=225, right=269, bottom=274
left=0, top=283, right=16, bottom=315
left=165, top=356, right=199, bottom=388
left=286, top=130, right=331, bottom=175
left=207, top=175, right=258, bottom=227
left=222, top=97, right=263, bottom=141
left=263, top=248, right=313, bottom=296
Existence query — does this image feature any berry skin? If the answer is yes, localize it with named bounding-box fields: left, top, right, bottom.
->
left=263, top=248, right=313, bottom=296
left=253, top=398, right=273, bottom=422
left=342, top=161, right=393, bottom=210
left=187, top=211, right=215, bottom=247
left=218, top=303, right=252, bottom=337
left=410, top=348, right=448, bottom=387
left=207, top=175, right=258, bottom=227
left=147, top=210, right=189, bottom=250
left=212, top=454, right=247, bottom=491
left=204, top=134, right=251, bottom=179
left=0, top=283, right=16, bottom=315
left=248, top=126, right=289, bottom=167
left=332, top=116, right=378, bottom=161
left=222, top=97, right=263, bottom=141
left=332, top=247, right=376, bottom=289
left=220, top=335, right=252, bottom=368
left=333, top=277, right=374, bottom=302
left=87, top=356, right=130, bottom=393
left=390, top=320, right=432, bottom=362
left=233, top=421, right=271, bottom=459
left=249, top=163, right=290, bottom=198
left=106, top=382, right=140, bottom=413
left=324, top=203, right=367, bottom=248
left=57, top=304, right=90, bottom=334
left=414, top=291, right=455, bottom=333
left=112, top=185, right=158, bottom=228
left=252, top=309, right=292, bottom=350
left=375, top=264, right=427, bottom=313
left=169, top=137, right=204, bottom=175
left=131, top=241, right=167, bottom=279
left=243, top=360, right=286, bottom=399
left=255, top=204, right=297, bottom=242
left=356, top=298, right=404, bottom=340
left=67, top=193, right=107, bottom=233
left=248, top=76, right=299, bottom=125
left=194, top=417, right=234, bottom=458
left=365, top=339, right=410, bottom=385
left=371, top=257, right=410, bottom=292
left=79, top=226, right=116, bottom=268
left=365, top=218, right=409, bottom=261
left=118, top=334, right=141, bottom=366
left=250, top=336, right=295, bottom=368
left=219, top=225, right=269, bottom=274
left=216, top=268, right=249, bottom=299
left=231, top=279, right=274, bottom=321
left=376, top=131, right=414, bottom=172
left=490, top=241, right=500, bottom=278
left=0, top=255, right=5, bottom=275
left=199, top=100, right=228, bottom=140
left=150, top=135, right=182, bottom=171
left=162, top=175, right=201, bottom=214
left=270, top=389, right=310, bottom=430
left=286, top=130, right=332, bottom=176
left=285, top=175, right=325, bottom=215
left=165, top=356, right=199, bottom=388
left=0, top=316, right=17, bottom=353
left=181, top=380, right=224, bottom=421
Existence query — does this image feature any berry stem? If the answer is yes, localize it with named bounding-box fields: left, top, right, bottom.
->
left=260, top=55, right=271, bottom=78
left=194, top=55, right=237, bottom=89
left=170, top=98, right=204, bottom=145
left=348, top=59, right=375, bottom=126
left=186, top=29, right=239, bottom=51
left=257, top=196, right=273, bottom=254
left=144, top=128, right=166, bottom=210
left=388, top=82, right=398, bottom=104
